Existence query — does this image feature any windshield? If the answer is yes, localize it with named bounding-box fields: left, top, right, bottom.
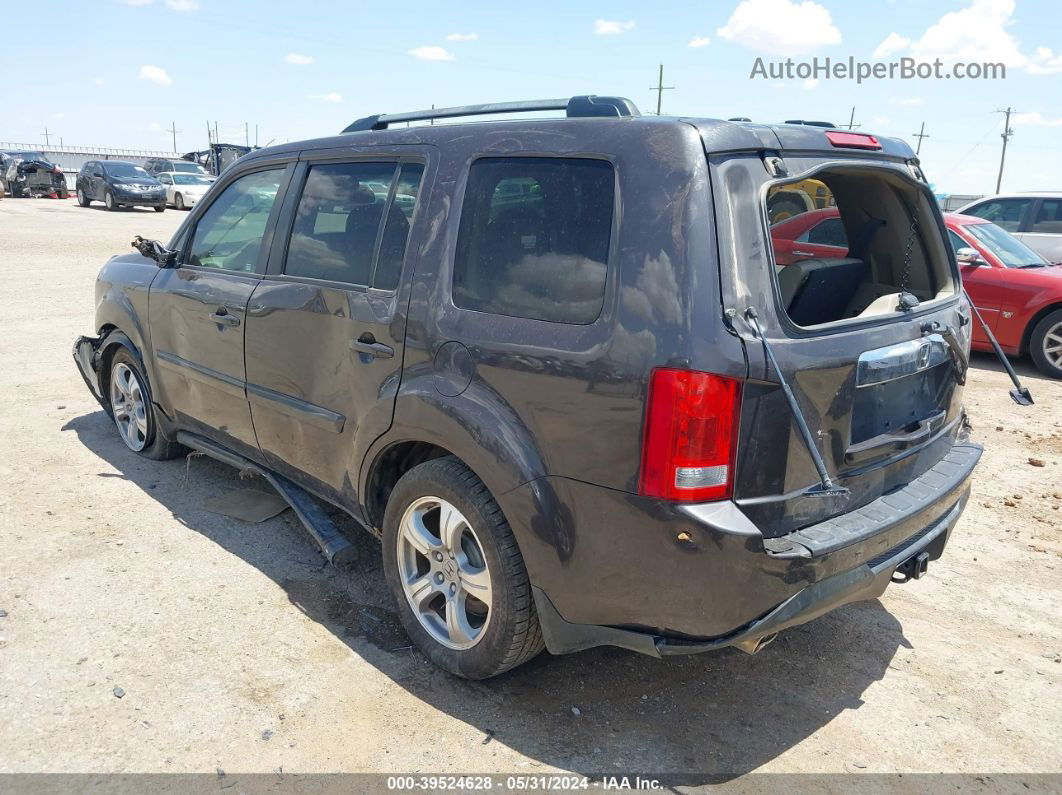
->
left=173, top=174, right=212, bottom=185
left=172, top=162, right=204, bottom=173
left=10, top=151, right=49, bottom=162
left=104, top=163, right=150, bottom=179
left=965, top=221, right=1048, bottom=268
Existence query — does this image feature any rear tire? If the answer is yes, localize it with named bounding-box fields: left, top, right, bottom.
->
left=1029, top=308, right=1062, bottom=379
left=382, top=456, right=544, bottom=679
left=154, top=205, right=165, bottom=213
left=104, top=346, right=185, bottom=460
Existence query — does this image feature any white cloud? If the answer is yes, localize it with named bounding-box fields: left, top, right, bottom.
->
left=165, top=0, right=199, bottom=10
left=125, top=0, right=153, bottom=6
left=889, top=96, right=924, bottom=106
left=873, top=32, right=910, bottom=59
left=874, top=0, right=1038, bottom=71
left=873, top=115, right=891, bottom=125
left=148, top=122, right=163, bottom=131
left=1028, top=46, right=1062, bottom=75
left=285, top=53, right=314, bottom=65
left=92, top=77, right=105, bottom=86
left=716, top=0, right=840, bottom=55
left=803, top=78, right=818, bottom=89
left=309, top=92, right=343, bottom=103
left=1012, top=112, right=1062, bottom=127
left=408, top=45, right=455, bottom=61
left=446, top=32, right=477, bottom=42
left=593, top=19, right=635, bottom=36
left=688, top=35, right=710, bottom=48
left=139, top=65, right=172, bottom=86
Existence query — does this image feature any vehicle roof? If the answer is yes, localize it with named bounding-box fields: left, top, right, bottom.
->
left=944, top=212, right=991, bottom=225
left=962, top=192, right=1062, bottom=202
left=238, top=114, right=915, bottom=165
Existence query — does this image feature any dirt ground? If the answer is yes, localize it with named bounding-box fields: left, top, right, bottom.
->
left=0, top=199, right=1059, bottom=780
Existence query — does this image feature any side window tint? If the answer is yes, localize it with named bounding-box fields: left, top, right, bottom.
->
left=807, top=217, right=848, bottom=247
left=284, top=162, right=397, bottom=285
left=1031, top=199, right=1062, bottom=234
left=966, top=199, right=1031, bottom=232
left=187, top=169, right=284, bottom=272
left=453, top=157, right=614, bottom=324
left=373, top=163, right=424, bottom=291
left=947, top=230, right=969, bottom=254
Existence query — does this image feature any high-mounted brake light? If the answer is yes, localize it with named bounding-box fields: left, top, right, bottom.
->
left=639, top=369, right=742, bottom=502
left=825, top=130, right=881, bottom=150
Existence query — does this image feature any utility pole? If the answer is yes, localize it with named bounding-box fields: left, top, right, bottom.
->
left=650, top=64, right=675, bottom=115
left=255, top=124, right=259, bottom=147
left=912, top=121, right=929, bottom=155
left=42, top=126, right=52, bottom=146
left=844, top=107, right=859, bottom=130
left=245, top=122, right=249, bottom=147
left=995, top=107, right=1016, bottom=194
left=166, top=121, right=180, bottom=153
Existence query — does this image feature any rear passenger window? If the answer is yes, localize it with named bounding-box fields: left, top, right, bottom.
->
left=453, top=157, right=614, bottom=324
left=285, top=162, right=398, bottom=285
left=373, top=163, right=424, bottom=291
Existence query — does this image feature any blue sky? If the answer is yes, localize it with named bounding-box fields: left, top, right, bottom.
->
left=6, top=0, right=1061, bottom=194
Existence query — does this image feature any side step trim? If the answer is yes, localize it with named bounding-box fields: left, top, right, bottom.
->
left=175, top=431, right=358, bottom=566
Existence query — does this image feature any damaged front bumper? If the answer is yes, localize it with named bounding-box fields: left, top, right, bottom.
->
left=73, top=335, right=108, bottom=411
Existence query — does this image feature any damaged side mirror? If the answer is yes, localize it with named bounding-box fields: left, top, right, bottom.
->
left=131, top=235, right=178, bottom=268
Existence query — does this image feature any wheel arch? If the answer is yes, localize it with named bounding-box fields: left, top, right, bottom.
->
left=1020, top=301, right=1062, bottom=355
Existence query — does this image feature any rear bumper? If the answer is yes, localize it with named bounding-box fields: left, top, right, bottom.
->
left=521, top=440, right=981, bottom=657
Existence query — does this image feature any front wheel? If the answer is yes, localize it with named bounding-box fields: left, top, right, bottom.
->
left=77, top=187, right=90, bottom=207
left=1029, top=309, right=1062, bottom=379
left=104, top=190, right=117, bottom=211
left=175, top=193, right=185, bottom=211
left=105, top=347, right=185, bottom=460
left=382, top=457, right=544, bottom=679
left=154, top=205, right=165, bottom=213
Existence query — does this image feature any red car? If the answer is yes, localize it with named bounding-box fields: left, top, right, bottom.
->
left=771, top=209, right=1062, bottom=378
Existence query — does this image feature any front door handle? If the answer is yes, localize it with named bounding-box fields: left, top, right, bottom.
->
left=350, top=334, right=393, bottom=359
left=209, top=307, right=241, bottom=327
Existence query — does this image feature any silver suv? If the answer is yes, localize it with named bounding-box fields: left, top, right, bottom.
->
left=957, top=192, right=1062, bottom=263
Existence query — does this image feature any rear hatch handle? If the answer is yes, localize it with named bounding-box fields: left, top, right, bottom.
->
left=921, top=320, right=968, bottom=385
left=743, top=307, right=850, bottom=498
left=960, top=290, right=1034, bottom=406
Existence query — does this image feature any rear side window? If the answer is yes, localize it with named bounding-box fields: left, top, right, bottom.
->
left=285, top=162, right=397, bottom=286
left=1031, top=199, right=1062, bottom=234
left=963, top=198, right=1032, bottom=232
left=453, top=157, right=614, bottom=324
left=284, top=161, right=421, bottom=289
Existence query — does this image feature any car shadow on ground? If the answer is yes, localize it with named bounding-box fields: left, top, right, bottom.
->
left=969, top=350, right=1053, bottom=383
left=65, top=410, right=910, bottom=781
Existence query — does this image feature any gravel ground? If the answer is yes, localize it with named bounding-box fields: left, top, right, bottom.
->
left=0, top=199, right=1059, bottom=780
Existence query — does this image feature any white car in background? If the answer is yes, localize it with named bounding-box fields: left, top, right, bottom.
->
left=157, top=172, right=213, bottom=210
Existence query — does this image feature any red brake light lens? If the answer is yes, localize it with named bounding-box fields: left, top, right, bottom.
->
left=825, top=131, right=881, bottom=150
left=639, top=369, right=742, bottom=502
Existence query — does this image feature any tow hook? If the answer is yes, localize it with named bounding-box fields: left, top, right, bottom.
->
left=893, top=551, right=930, bottom=583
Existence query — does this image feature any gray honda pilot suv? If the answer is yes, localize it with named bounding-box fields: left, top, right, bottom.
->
left=74, top=95, right=982, bottom=679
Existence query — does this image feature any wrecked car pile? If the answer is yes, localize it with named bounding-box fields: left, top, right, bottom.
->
left=0, top=150, right=69, bottom=199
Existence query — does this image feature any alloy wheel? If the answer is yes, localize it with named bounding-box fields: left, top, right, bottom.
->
left=396, top=496, right=493, bottom=650
left=1044, top=321, right=1062, bottom=369
left=109, top=362, right=148, bottom=452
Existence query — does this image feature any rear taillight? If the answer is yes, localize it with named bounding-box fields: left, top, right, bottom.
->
left=639, top=368, right=742, bottom=502
left=825, top=130, right=881, bottom=150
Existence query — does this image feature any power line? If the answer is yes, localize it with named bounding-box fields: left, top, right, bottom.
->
left=650, top=64, right=674, bottom=116
left=995, top=107, right=1017, bottom=194
left=912, top=121, right=929, bottom=155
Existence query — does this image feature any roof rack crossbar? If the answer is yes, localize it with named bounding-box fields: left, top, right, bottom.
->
left=342, top=95, right=639, bottom=133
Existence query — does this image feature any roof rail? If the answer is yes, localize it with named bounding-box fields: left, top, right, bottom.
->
left=341, top=95, right=640, bottom=133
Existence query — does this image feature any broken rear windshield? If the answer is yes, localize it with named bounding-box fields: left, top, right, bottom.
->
left=767, top=168, right=955, bottom=328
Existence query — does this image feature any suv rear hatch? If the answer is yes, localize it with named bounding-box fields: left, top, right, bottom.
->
left=703, top=123, right=973, bottom=536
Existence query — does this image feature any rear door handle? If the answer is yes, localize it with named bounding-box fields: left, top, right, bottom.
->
left=350, top=334, right=393, bottom=359
left=792, top=250, right=815, bottom=258
left=209, top=307, right=240, bottom=327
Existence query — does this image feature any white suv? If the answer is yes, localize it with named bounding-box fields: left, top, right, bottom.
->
left=957, top=192, right=1062, bottom=263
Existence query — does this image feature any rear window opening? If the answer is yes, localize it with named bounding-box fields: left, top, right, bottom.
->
left=767, top=166, right=956, bottom=329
